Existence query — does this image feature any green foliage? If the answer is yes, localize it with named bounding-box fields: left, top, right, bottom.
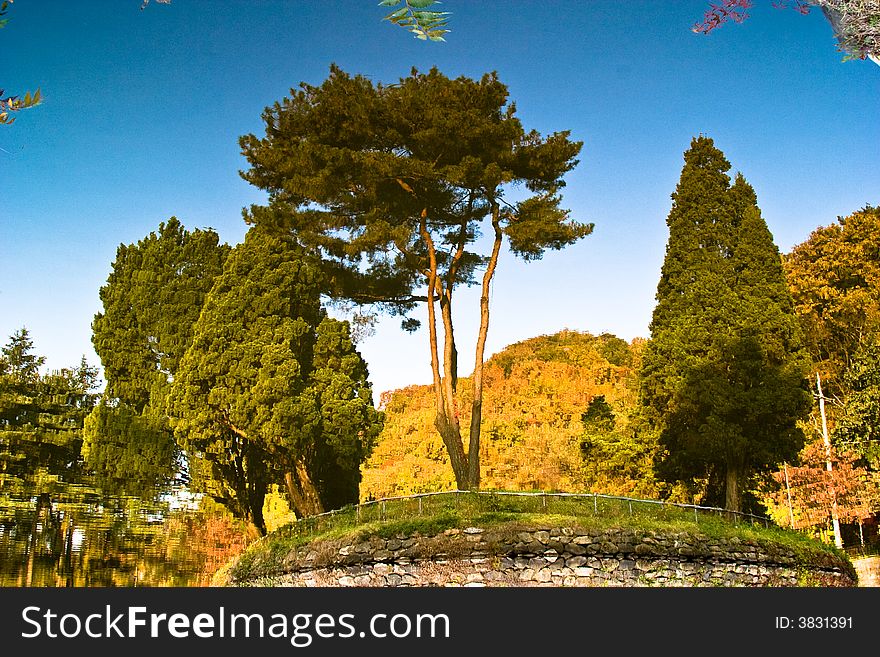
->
left=835, top=341, right=880, bottom=468
left=87, top=217, right=229, bottom=518
left=240, top=64, right=588, bottom=328
left=581, top=395, right=615, bottom=430
left=640, top=137, right=811, bottom=512
left=82, top=402, right=179, bottom=498
left=92, top=217, right=229, bottom=413
left=379, top=0, right=450, bottom=42
left=167, top=226, right=382, bottom=529
left=0, top=330, right=99, bottom=498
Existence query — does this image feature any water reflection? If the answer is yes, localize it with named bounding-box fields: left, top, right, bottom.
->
left=0, top=487, right=251, bottom=587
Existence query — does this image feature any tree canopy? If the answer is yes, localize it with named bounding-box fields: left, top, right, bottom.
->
left=783, top=205, right=880, bottom=396
left=92, top=217, right=230, bottom=413
left=240, top=65, right=589, bottom=491
left=640, top=136, right=811, bottom=513
left=87, top=217, right=229, bottom=506
left=166, top=226, right=382, bottom=534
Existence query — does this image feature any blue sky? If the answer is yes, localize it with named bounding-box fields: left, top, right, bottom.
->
left=2, top=1, right=878, bottom=398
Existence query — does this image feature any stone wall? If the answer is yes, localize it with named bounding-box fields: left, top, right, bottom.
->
left=227, top=524, right=857, bottom=587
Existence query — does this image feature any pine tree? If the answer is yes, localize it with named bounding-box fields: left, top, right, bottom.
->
left=167, top=227, right=382, bottom=533
left=640, top=136, right=810, bottom=512
left=240, top=65, right=588, bottom=491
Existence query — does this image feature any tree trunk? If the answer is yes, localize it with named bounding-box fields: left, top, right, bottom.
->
left=467, top=214, right=503, bottom=489
left=438, top=286, right=470, bottom=488
left=816, top=372, right=844, bottom=549
left=725, top=464, right=741, bottom=514
left=284, top=461, right=324, bottom=519
left=420, top=211, right=469, bottom=489
left=244, top=519, right=265, bottom=541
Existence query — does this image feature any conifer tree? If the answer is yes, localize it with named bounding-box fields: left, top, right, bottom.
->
left=87, top=218, right=230, bottom=501
left=640, top=136, right=810, bottom=512
left=167, top=227, right=381, bottom=533
left=92, top=217, right=230, bottom=412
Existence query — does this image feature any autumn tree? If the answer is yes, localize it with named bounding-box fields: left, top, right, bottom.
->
left=763, top=439, right=880, bottom=540
left=640, top=136, right=810, bottom=513
left=240, top=65, right=589, bottom=491
left=166, top=226, right=381, bottom=533
left=784, top=206, right=880, bottom=397
left=361, top=331, right=653, bottom=499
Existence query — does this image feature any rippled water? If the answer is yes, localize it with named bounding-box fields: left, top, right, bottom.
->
left=0, top=490, right=251, bottom=587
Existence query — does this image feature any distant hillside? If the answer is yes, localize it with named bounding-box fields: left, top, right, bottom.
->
left=360, top=330, right=660, bottom=500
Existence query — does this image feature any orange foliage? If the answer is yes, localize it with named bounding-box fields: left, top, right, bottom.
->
left=162, top=511, right=253, bottom=586
left=361, top=331, right=654, bottom=499
left=764, top=439, right=880, bottom=531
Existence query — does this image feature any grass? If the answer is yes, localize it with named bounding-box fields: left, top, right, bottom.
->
left=225, top=491, right=854, bottom=584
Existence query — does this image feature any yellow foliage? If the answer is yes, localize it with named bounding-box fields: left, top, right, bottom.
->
left=361, top=331, right=658, bottom=499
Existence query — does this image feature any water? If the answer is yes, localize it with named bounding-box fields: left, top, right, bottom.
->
left=0, top=488, right=251, bottom=587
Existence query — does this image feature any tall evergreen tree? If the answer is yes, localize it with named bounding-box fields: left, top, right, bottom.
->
left=640, top=137, right=810, bottom=512
left=87, top=218, right=230, bottom=500
left=166, top=227, right=381, bottom=534
left=92, top=217, right=230, bottom=412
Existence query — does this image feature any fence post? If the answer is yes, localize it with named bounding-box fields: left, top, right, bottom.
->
left=542, top=494, right=547, bottom=511
left=418, top=497, right=423, bottom=516
left=629, top=500, right=633, bottom=516
left=356, top=505, right=360, bottom=524
left=694, top=508, right=698, bottom=524
left=381, top=500, right=386, bottom=521
left=593, top=493, right=598, bottom=515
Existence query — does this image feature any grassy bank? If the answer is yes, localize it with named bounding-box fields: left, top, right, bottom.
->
left=223, top=491, right=853, bottom=584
